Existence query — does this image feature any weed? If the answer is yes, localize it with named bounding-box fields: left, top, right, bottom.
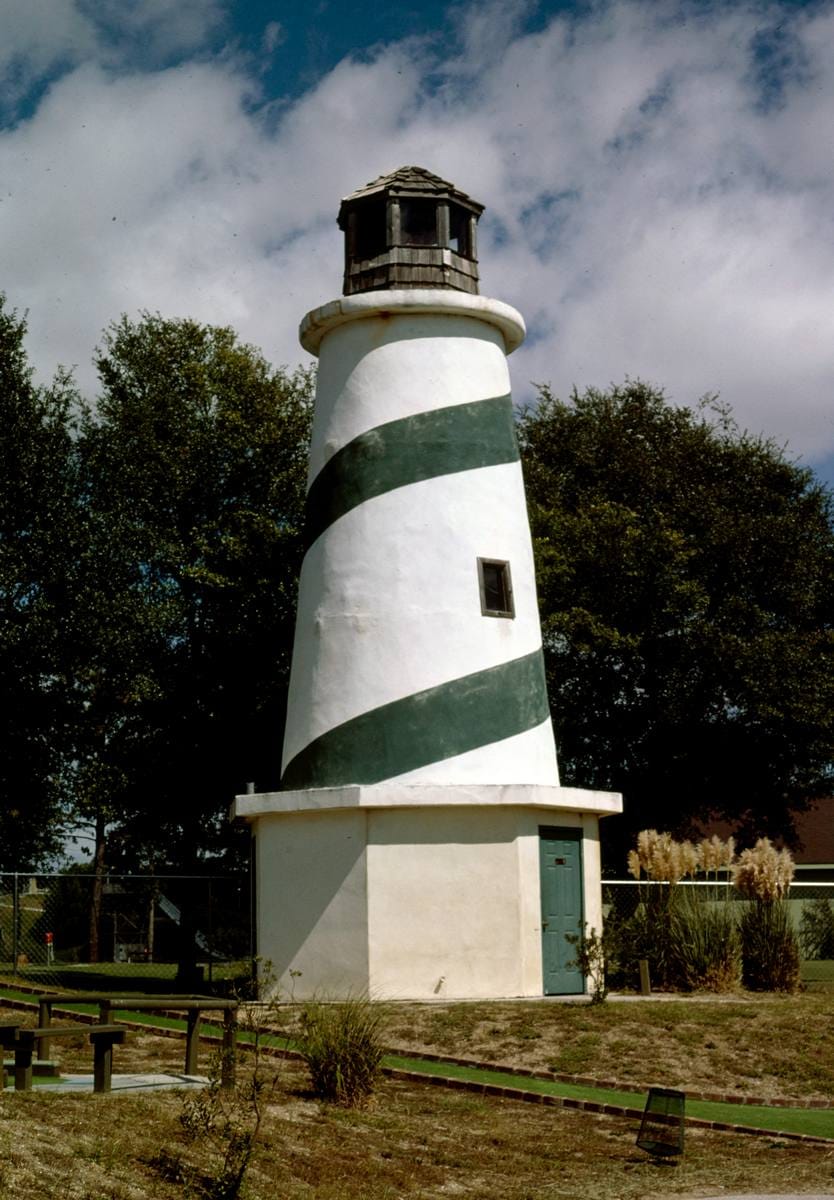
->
left=566, top=925, right=609, bottom=1002
left=178, top=1055, right=271, bottom=1199
left=300, top=995, right=387, bottom=1106
left=507, top=1023, right=542, bottom=1041
left=171, top=964, right=283, bottom=1199
left=421, top=1006, right=482, bottom=1047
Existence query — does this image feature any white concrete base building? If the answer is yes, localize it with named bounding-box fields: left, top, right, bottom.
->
left=235, top=784, right=621, bottom=1000
left=234, top=168, right=621, bottom=1000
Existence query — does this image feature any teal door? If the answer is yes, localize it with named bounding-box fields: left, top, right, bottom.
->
left=539, top=827, right=584, bottom=995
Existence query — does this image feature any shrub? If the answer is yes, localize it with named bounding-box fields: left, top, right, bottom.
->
left=623, top=829, right=739, bottom=992
left=669, top=889, right=740, bottom=992
left=739, top=899, right=801, bottom=992
left=799, top=897, right=834, bottom=960
left=621, top=829, right=806, bottom=993
left=730, top=838, right=800, bottom=992
left=732, top=838, right=794, bottom=901
left=628, top=886, right=681, bottom=989
left=565, top=925, right=609, bottom=1003
left=301, top=995, right=387, bottom=1106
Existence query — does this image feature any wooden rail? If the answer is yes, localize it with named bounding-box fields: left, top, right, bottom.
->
left=35, top=994, right=238, bottom=1088
left=1, top=1020, right=125, bottom=1092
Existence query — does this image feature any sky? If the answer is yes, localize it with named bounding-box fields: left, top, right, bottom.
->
left=3, top=0, right=834, bottom=485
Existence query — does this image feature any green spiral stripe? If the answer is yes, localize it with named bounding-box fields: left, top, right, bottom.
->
left=304, top=393, right=518, bottom=548
left=281, top=648, right=550, bottom=790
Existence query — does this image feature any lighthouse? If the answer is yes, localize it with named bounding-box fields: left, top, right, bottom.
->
left=235, top=167, right=621, bottom=999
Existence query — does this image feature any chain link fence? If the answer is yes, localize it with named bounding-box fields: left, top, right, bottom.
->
left=4, top=869, right=831, bottom=997
left=602, top=878, right=834, bottom=991
left=0, top=871, right=253, bottom=994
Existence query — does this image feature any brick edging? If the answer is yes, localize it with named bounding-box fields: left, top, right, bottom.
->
left=383, top=1067, right=834, bottom=1144
left=387, top=1048, right=834, bottom=1110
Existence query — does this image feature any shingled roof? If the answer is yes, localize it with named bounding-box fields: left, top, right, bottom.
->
left=341, top=166, right=483, bottom=213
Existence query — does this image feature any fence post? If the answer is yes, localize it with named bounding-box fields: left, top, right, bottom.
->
left=639, top=958, right=651, bottom=995
left=207, top=878, right=213, bottom=987
left=249, top=831, right=257, bottom=985
left=12, top=873, right=19, bottom=979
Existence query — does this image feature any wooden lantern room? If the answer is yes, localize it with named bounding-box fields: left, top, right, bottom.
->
left=337, top=166, right=483, bottom=296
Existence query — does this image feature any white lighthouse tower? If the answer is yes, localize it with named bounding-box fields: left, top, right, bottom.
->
left=235, top=167, right=621, bottom=999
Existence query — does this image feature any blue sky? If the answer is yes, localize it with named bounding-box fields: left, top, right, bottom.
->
left=3, top=0, right=834, bottom=486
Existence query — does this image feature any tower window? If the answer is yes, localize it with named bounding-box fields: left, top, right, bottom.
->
left=478, top=558, right=514, bottom=618
left=449, top=204, right=470, bottom=256
left=400, top=198, right=438, bottom=246
left=353, top=196, right=387, bottom=261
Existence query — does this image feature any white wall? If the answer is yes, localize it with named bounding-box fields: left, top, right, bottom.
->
left=246, top=792, right=615, bottom=1000
left=307, top=309, right=512, bottom=481
left=366, top=805, right=533, bottom=998
left=282, top=291, right=559, bottom=786
left=282, top=464, right=558, bottom=782
left=254, top=809, right=369, bottom=997
left=363, top=806, right=605, bottom=999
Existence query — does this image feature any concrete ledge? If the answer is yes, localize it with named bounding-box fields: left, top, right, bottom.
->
left=299, top=289, right=526, bottom=355
left=233, top=783, right=623, bottom=821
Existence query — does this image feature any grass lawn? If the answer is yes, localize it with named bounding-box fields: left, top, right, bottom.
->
left=1, top=1048, right=833, bottom=1199
left=0, top=960, right=248, bottom=994
left=803, top=960, right=834, bottom=988
left=377, top=992, right=834, bottom=1102
left=2, top=993, right=834, bottom=1197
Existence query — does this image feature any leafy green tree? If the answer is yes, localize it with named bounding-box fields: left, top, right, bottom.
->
left=518, top=381, right=834, bottom=867
left=0, top=296, right=78, bottom=868
left=73, top=314, right=313, bottom=890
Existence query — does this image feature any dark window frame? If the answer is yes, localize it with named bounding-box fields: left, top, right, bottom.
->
left=448, top=203, right=471, bottom=257
left=352, top=196, right=388, bottom=261
left=399, top=197, right=439, bottom=247
left=478, top=557, right=515, bottom=619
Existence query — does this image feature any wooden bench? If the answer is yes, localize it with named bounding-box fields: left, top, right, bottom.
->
left=0, top=1020, right=21, bottom=1089
left=1, top=1021, right=125, bottom=1093
left=35, top=994, right=238, bottom=1088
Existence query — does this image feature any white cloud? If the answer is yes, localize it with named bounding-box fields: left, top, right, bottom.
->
left=0, top=0, right=225, bottom=103
left=0, top=0, right=98, bottom=109
left=77, top=0, right=227, bottom=62
left=2, top=0, right=834, bottom=471
left=262, top=22, right=285, bottom=55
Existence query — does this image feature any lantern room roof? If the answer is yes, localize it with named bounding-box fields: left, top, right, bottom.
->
left=337, top=166, right=484, bottom=296
left=338, top=166, right=484, bottom=224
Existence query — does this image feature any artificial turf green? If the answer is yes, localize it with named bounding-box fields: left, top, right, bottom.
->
left=383, top=1054, right=834, bottom=1139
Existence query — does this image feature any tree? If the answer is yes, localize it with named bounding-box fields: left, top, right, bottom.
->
left=0, top=296, right=78, bottom=868
left=518, top=380, right=834, bottom=867
left=72, top=314, right=313, bottom=895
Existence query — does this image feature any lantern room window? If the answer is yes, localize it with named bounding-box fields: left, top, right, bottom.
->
left=400, top=198, right=438, bottom=246
left=449, top=204, right=470, bottom=257
left=353, top=196, right=387, bottom=261
left=338, top=167, right=484, bottom=295
left=478, top=558, right=514, bottom=618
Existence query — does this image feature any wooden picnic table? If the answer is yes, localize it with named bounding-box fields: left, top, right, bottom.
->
left=35, top=993, right=238, bottom=1087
